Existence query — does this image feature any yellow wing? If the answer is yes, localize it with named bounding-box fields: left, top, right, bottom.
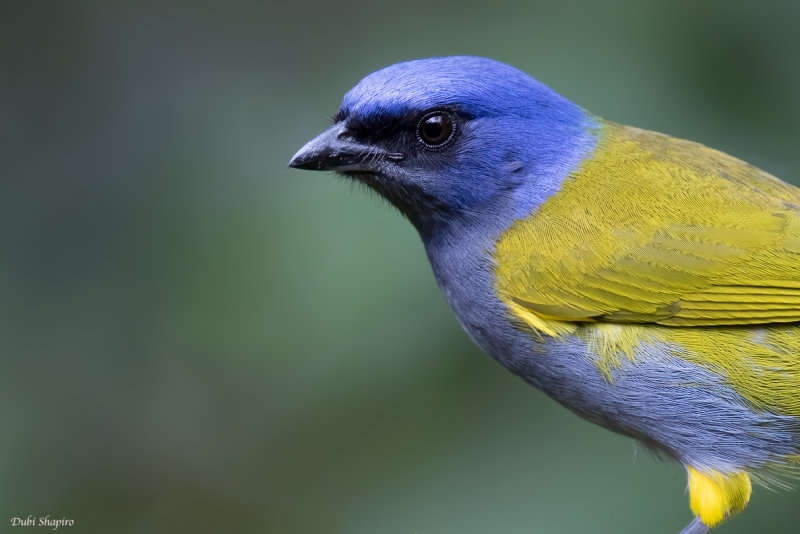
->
left=494, top=121, right=800, bottom=328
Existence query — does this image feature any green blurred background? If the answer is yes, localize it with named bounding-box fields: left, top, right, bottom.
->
left=3, top=1, right=799, bottom=533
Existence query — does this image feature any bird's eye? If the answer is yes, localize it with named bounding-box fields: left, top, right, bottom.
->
left=417, top=111, right=455, bottom=147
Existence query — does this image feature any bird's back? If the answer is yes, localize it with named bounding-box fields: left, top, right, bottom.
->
left=495, top=120, right=800, bottom=330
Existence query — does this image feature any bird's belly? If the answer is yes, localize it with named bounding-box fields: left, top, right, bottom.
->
left=480, top=318, right=800, bottom=472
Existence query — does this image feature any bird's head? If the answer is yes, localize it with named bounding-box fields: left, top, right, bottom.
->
left=289, top=56, right=596, bottom=236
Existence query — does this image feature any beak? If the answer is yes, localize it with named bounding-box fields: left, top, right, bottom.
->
left=288, top=122, right=391, bottom=172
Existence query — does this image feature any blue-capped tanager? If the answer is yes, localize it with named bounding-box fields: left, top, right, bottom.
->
left=288, top=56, right=800, bottom=533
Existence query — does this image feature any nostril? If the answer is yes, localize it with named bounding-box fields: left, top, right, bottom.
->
left=386, top=153, right=405, bottom=162
left=335, top=124, right=353, bottom=141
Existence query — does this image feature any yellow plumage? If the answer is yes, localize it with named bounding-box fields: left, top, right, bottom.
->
left=687, top=467, right=751, bottom=527
left=493, top=121, right=800, bottom=527
left=496, top=121, right=800, bottom=327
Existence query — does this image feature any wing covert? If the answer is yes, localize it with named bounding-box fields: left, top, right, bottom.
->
left=494, top=121, right=800, bottom=328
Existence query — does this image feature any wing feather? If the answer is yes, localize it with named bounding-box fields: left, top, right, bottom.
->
left=494, top=121, right=800, bottom=328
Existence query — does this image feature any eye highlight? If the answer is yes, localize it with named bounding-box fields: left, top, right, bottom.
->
left=416, top=111, right=455, bottom=148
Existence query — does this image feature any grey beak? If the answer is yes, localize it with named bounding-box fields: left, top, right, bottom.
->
left=288, top=122, right=397, bottom=172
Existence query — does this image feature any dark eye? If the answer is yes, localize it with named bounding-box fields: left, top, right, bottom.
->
left=417, top=111, right=455, bottom=147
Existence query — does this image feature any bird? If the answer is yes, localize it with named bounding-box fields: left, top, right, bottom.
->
left=288, top=56, right=800, bottom=533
